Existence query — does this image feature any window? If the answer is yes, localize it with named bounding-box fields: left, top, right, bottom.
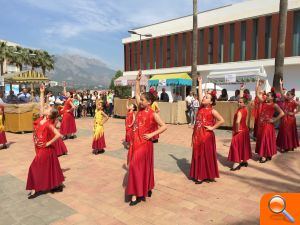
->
left=218, top=26, right=224, bottom=63
left=140, top=42, right=143, bottom=70
left=167, top=36, right=171, bottom=67
left=134, top=42, right=138, bottom=70
left=146, top=40, right=150, bottom=69
left=159, top=38, right=163, bottom=68
left=128, top=45, right=132, bottom=71
left=265, top=16, right=272, bottom=58
left=229, top=24, right=235, bottom=62
left=252, top=19, right=259, bottom=60
left=153, top=40, right=157, bottom=69
left=241, top=21, right=246, bottom=61
left=174, top=34, right=178, bottom=67
left=293, top=10, right=300, bottom=56
left=199, top=29, right=204, bottom=64
left=182, top=33, right=187, bottom=65
left=208, top=27, right=214, bottom=64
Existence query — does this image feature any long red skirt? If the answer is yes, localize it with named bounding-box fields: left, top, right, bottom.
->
left=126, top=141, right=154, bottom=197
left=92, top=135, right=106, bottom=150
left=125, top=128, right=133, bottom=143
left=60, top=112, right=77, bottom=136
left=0, top=131, right=7, bottom=144
left=228, top=131, right=252, bottom=163
left=276, top=116, right=299, bottom=150
left=53, top=138, right=68, bottom=157
left=255, top=124, right=277, bottom=157
left=190, top=132, right=219, bottom=181
left=26, top=148, right=64, bottom=192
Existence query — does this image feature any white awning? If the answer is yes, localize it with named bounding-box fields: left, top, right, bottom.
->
left=114, top=75, right=148, bottom=86
left=207, top=66, right=267, bottom=84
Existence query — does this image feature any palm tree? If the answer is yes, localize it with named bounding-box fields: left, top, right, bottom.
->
left=0, top=41, right=9, bottom=75
left=11, top=46, right=27, bottom=71
left=273, top=0, right=288, bottom=91
left=191, top=0, right=198, bottom=94
left=39, top=51, right=55, bottom=75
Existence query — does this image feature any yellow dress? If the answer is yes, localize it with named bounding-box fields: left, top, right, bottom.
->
left=0, top=115, right=4, bottom=132
left=151, top=102, right=159, bottom=112
left=93, top=109, right=104, bottom=140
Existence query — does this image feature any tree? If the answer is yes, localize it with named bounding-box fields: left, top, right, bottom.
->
left=0, top=41, right=9, bottom=75
left=273, top=0, right=288, bottom=91
left=191, top=0, right=198, bottom=94
left=109, top=70, right=131, bottom=98
left=38, top=51, right=55, bottom=75
left=109, top=70, right=123, bottom=90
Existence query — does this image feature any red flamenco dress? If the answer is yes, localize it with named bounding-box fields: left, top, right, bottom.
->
left=190, top=105, right=219, bottom=181
left=276, top=100, right=299, bottom=150
left=253, top=97, right=264, bottom=138
left=49, top=120, right=68, bottom=157
left=26, top=118, right=64, bottom=192
left=92, top=110, right=106, bottom=151
left=126, top=107, right=156, bottom=197
left=228, top=107, right=252, bottom=163
left=0, top=114, right=7, bottom=145
left=255, top=103, right=277, bottom=158
left=125, top=111, right=134, bottom=144
left=60, top=98, right=77, bottom=136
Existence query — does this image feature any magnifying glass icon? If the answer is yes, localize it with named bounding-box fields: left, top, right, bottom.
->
left=268, top=195, right=295, bottom=223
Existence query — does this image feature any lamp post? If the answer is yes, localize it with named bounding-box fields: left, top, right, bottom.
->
left=128, top=30, right=152, bottom=71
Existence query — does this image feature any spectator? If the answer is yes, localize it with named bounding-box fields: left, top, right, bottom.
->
left=0, top=92, right=5, bottom=104
left=229, top=90, right=240, bottom=101
left=218, top=89, right=228, bottom=101
left=191, top=94, right=200, bottom=125
left=48, top=91, right=55, bottom=105
left=160, top=88, right=169, bottom=102
left=107, top=91, right=114, bottom=117
left=82, top=91, right=88, bottom=117
left=73, top=94, right=80, bottom=118
left=91, top=91, right=98, bottom=117
left=174, top=92, right=182, bottom=102
left=185, top=92, right=195, bottom=126
left=244, top=89, right=252, bottom=101
left=32, top=91, right=40, bottom=103
left=6, top=91, right=19, bottom=104
left=18, top=88, right=31, bottom=103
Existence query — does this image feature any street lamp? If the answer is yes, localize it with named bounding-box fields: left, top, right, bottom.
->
left=128, top=30, right=152, bottom=71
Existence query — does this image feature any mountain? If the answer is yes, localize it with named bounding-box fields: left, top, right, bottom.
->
left=48, top=54, right=116, bottom=89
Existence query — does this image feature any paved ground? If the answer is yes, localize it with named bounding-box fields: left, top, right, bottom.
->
left=0, top=117, right=299, bottom=225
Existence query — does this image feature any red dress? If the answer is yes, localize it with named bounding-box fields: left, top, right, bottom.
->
left=0, top=114, right=7, bottom=144
left=26, top=118, right=65, bottom=192
left=60, top=98, right=77, bottom=136
left=255, top=103, right=277, bottom=157
left=253, top=97, right=263, bottom=138
left=276, top=100, right=299, bottom=150
left=126, top=107, right=156, bottom=197
left=125, top=111, right=134, bottom=143
left=228, top=107, right=252, bottom=162
left=50, top=120, right=68, bottom=157
left=190, top=106, right=219, bottom=181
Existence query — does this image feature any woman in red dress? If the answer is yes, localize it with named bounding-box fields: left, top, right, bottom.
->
left=190, top=76, right=224, bottom=184
left=126, top=71, right=167, bottom=206
left=125, top=98, right=137, bottom=149
left=0, top=105, right=7, bottom=149
left=26, top=84, right=65, bottom=199
left=60, top=84, right=77, bottom=139
left=228, top=85, right=252, bottom=171
left=252, top=80, right=266, bottom=139
left=277, top=80, right=299, bottom=152
left=255, top=80, right=284, bottom=163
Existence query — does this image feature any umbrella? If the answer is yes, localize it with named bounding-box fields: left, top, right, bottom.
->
left=196, top=83, right=223, bottom=90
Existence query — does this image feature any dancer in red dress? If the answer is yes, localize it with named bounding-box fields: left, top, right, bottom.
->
left=26, top=84, right=65, bottom=199
left=51, top=119, right=68, bottom=157
left=60, top=83, right=77, bottom=139
left=276, top=80, right=299, bottom=152
left=255, top=80, right=284, bottom=163
left=190, top=76, right=224, bottom=184
left=0, top=105, right=7, bottom=149
left=150, top=87, right=160, bottom=143
left=228, top=85, right=252, bottom=171
left=252, top=80, right=266, bottom=139
left=126, top=71, right=167, bottom=206
left=125, top=98, right=137, bottom=149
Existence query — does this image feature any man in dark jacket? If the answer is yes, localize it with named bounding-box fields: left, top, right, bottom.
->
left=160, top=88, right=169, bottom=102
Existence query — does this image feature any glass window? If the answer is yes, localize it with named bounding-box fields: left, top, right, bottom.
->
left=146, top=40, right=150, bottom=69
left=199, top=29, right=204, bottom=64
left=293, top=10, right=300, bottom=56
left=208, top=27, right=214, bottom=64
left=128, top=45, right=131, bottom=71
left=174, top=34, right=178, bottom=67
left=265, top=16, right=272, bottom=58
left=241, top=21, right=246, bottom=61
left=153, top=40, right=157, bottom=69
left=134, top=42, right=138, bottom=70
left=167, top=36, right=171, bottom=67
left=218, top=26, right=224, bottom=63
left=182, top=33, right=187, bottom=65
left=229, top=24, right=235, bottom=62
left=159, top=38, right=163, bottom=68
left=252, top=19, right=259, bottom=60
left=140, top=42, right=143, bottom=70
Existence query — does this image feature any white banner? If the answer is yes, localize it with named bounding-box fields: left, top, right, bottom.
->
left=225, top=74, right=236, bottom=83
left=158, top=79, right=167, bottom=87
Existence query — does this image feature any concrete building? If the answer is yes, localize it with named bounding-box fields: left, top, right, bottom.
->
left=122, top=0, right=300, bottom=99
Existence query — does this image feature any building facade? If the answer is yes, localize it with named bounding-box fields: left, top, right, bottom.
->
left=122, top=0, right=300, bottom=98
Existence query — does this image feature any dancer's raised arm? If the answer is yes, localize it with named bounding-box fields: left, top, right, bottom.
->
left=135, top=71, right=142, bottom=106
left=198, top=76, right=203, bottom=101
left=39, top=84, right=45, bottom=116
left=255, top=79, right=264, bottom=102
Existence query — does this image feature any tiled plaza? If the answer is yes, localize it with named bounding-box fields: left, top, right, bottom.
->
left=0, top=118, right=299, bottom=225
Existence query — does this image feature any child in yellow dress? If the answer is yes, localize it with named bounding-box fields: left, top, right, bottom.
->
left=92, top=101, right=109, bottom=155
left=0, top=106, right=7, bottom=149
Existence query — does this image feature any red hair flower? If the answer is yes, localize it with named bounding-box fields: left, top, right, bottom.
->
left=211, top=90, right=217, bottom=97
left=271, top=87, right=275, bottom=93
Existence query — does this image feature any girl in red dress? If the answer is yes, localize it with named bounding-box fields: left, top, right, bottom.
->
left=92, top=101, right=109, bottom=155
left=255, top=80, right=284, bottom=163
left=228, top=85, right=252, bottom=171
left=125, top=98, right=137, bottom=149
left=0, top=105, right=7, bottom=149
left=126, top=71, right=167, bottom=206
left=190, top=76, right=224, bottom=184
left=51, top=118, right=68, bottom=157
left=252, top=80, right=266, bottom=139
left=26, top=84, right=65, bottom=199
left=60, top=83, right=77, bottom=139
left=276, top=80, right=299, bottom=152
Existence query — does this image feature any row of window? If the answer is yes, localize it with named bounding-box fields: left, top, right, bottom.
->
left=125, top=10, right=300, bottom=71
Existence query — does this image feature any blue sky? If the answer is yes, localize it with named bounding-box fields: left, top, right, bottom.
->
left=0, top=0, right=244, bottom=70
